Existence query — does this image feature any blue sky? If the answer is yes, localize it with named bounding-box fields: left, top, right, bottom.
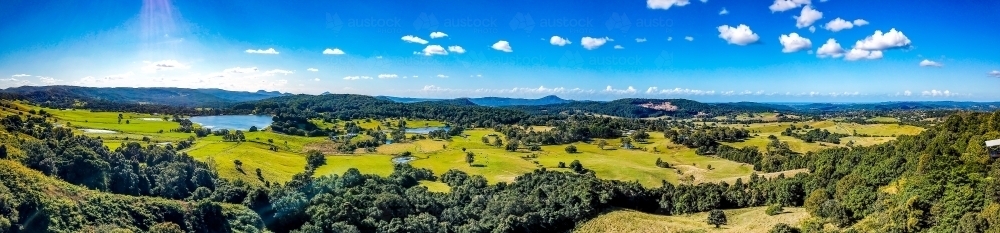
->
left=1, top=0, right=999, bottom=102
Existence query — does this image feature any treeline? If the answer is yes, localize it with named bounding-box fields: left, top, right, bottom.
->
left=781, top=127, right=847, bottom=144
left=663, top=126, right=751, bottom=154
left=506, top=98, right=790, bottom=118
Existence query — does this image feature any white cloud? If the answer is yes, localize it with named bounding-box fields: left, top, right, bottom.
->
left=603, top=86, right=638, bottom=95
left=550, top=36, right=572, bottom=46
left=990, top=70, right=1000, bottom=78
left=245, top=48, right=279, bottom=54
left=779, top=33, right=812, bottom=53
left=430, top=31, right=448, bottom=39
left=38, top=76, right=60, bottom=84
left=770, top=0, right=811, bottom=12
left=853, top=19, right=869, bottom=26
left=614, top=45, right=625, bottom=49
left=378, top=74, right=398, bottom=79
left=809, top=26, right=816, bottom=33
left=420, top=45, right=448, bottom=56
left=402, top=35, right=429, bottom=44
left=343, top=76, right=372, bottom=80
left=816, top=39, right=845, bottom=58
left=262, top=69, right=293, bottom=76
left=437, top=74, right=449, bottom=78
left=313, top=78, right=320, bottom=81
left=824, top=18, right=853, bottom=32
left=491, top=40, right=513, bottom=52
left=685, top=36, right=694, bottom=41
left=636, top=38, right=647, bottom=43
left=904, top=90, right=912, bottom=96
left=844, top=48, right=883, bottom=61
left=11, top=74, right=30, bottom=77
left=719, top=8, right=729, bottom=15
left=581, top=37, right=611, bottom=50
left=921, top=89, right=954, bottom=97
left=919, top=59, right=943, bottom=67
left=718, top=24, right=760, bottom=45
left=471, top=74, right=483, bottom=78
left=307, top=68, right=319, bottom=72
left=853, top=29, right=912, bottom=51
left=0, top=77, right=30, bottom=86
left=646, top=87, right=659, bottom=94
left=647, top=0, right=691, bottom=10
left=795, top=5, right=823, bottom=28
left=224, top=67, right=259, bottom=74
left=668, top=37, right=673, bottom=41
left=141, top=60, right=190, bottom=72
left=447, top=45, right=466, bottom=54
left=323, top=48, right=345, bottom=55
left=659, top=88, right=716, bottom=95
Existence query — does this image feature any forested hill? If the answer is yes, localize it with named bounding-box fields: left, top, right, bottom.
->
left=505, top=98, right=793, bottom=118
left=0, top=86, right=288, bottom=107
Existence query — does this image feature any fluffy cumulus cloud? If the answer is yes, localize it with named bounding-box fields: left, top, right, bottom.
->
left=378, top=74, right=398, bottom=79
left=614, top=45, right=624, bottom=49
left=581, top=37, right=610, bottom=50
left=343, top=76, right=372, bottom=80
left=844, top=48, right=883, bottom=61
left=401, top=35, right=429, bottom=44
left=307, top=68, right=319, bottom=72
left=430, top=31, right=448, bottom=39
left=824, top=18, right=867, bottom=32
left=988, top=70, right=1000, bottom=78
left=322, top=48, right=345, bottom=55
left=636, top=38, right=647, bottom=43
left=38, top=76, right=60, bottom=84
left=420, top=45, right=448, bottom=56
left=816, top=39, right=845, bottom=58
left=647, top=0, right=691, bottom=10
left=447, top=46, right=466, bottom=54
left=603, top=86, right=638, bottom=95
left=919, top=59, right=943, bottom=67
left=795, top=6, right=823, bottom=28
left=718, top=24, right=759, bottom=45
left=550, top=36, right=571, bottom=46
left=491, top=40, right=512, bottom=52
left=770, top=0, right=811, bottom=12
left=853, top=29, right=912, bottom=51
left=141, top=60, right=190, bottom=72
left=245, top=48, right=279, bottom=54
left=779, top=33, right=812, bottom=53
left=922, top=89, right=954, bottom=97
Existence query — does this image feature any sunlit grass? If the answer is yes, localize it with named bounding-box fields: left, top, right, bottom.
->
left=575, top=207, right=810, bottom=233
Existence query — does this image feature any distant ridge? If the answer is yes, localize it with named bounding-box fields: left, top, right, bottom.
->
left=380, top=95, right=573, bottom=107
left=0, top=86, right=289, bottom=107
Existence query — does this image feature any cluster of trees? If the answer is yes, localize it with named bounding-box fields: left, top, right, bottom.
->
left=663, top=126, right=751, bottom=154
left=271, top=112, right=332, bottom=137
left=781, top=127, right=847, bottom=144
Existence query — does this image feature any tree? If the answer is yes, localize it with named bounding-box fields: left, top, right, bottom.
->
left=565, top=144, right=578, bottom=153
left=126, top=120, right=130, bottom=124
left=465, top=152, right=475, bottom=166
left=569, top=160, right=585, bottom=174
left=249, top=126, right=258, bottom=132
left=234, top=160, right=243, bottom=171
left=621, top=137, right=632, bottom=149
left=708, top=209, right=727, bottom=228
left=766, top=204, right=784, bottom=216
left=804, top=189, right=828, bottom=217
left=505, top=140, right=519, bottom=152
left=768, top=223, right=800, bottom=233
left=598, top=140, right=608, bottom=150
left=0, top=144, right=6, bottom=159
left=306, top=150, right=326, bottom=170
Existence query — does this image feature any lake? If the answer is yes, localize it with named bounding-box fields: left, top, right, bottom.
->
left=190, top=115, right=273, bottom=130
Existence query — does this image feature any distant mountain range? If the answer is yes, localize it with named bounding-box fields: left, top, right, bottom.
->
left=0, top=86, right=290, bottom=107
left=379, top=95, right=573, bottom=106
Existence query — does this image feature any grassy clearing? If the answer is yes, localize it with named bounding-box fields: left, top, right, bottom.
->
left=721, top=121, right=924, bottom=153
left=419, top=181, right=452, bottom=193
left=867, top=117, right=900, bottom=123
left=820, top=123, right=924, bottom=136
left=574, top=207, right=810, bottom=233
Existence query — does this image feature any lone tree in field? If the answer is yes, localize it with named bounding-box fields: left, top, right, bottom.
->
left=598, top=140, right=608, bottom=150
left=708, top=209, right=728, bottom=228
left=565, top=144, right=578, bottom=153
left=305, top=150, right=326, bottom=170
left=465, top=152, right=475, bottom=166
left=233, top=160, right=243, bottom=171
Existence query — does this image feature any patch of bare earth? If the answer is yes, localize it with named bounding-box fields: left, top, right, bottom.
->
left=638, top=102, right=678, bottom=111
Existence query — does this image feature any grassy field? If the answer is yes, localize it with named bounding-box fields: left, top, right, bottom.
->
left=721, top=120, right=924, bottom=153
left=574, top=207, right=810, bottom=233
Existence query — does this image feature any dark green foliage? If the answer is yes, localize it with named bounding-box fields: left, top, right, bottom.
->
left=782, top=128, right=846, bottom=144
left=565, top=144, right=578, bottom=153
left=766, top=204, right=783, bottom=216
left=768, top=223, right=800, bottom=233
left=655, top=158, right=670, bottom=168
left=707, top=209, right=727, bottom=228
left=304, top=150, right=326, bottom=170
left=464, top=152, right=474, bottom=165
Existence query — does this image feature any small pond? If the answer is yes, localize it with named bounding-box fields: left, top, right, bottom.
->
left=190, top=115, right=273, bottom=131
left=406, top=126, right=450, bottom=134
left=391, top=156, right=416, bottom=164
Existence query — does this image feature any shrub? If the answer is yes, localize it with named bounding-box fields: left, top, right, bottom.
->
left=766, top=204, right=784, bottom=216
